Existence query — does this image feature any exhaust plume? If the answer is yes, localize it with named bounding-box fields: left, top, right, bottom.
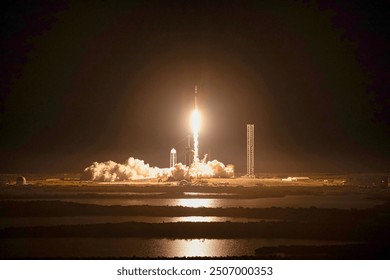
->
left=81, top=157, right=234, bottom=182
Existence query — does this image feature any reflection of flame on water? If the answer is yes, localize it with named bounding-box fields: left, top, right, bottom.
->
left=181, top=240, right=207, bottom=257
left=175, top=198, right=214, bottom=208
left=173, top=239, right=214, bottom=257
left=176, top=216, right=216, bottom=222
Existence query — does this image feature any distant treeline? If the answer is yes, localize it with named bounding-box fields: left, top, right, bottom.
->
left=254, top=244, right=390, bottom=259
left=1, top=184, right=379, bottom=199
left=1, top=200, right=389, bottom=222
left=1, top=219, right=390, bottom=242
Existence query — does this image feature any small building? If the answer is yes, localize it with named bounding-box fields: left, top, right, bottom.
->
left=170, top=148, right=177, bottom=168
left=16, top=176, right=27, bottom=186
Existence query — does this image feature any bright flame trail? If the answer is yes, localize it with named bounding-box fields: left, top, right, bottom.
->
left=191, top=108, right=200, bottom=163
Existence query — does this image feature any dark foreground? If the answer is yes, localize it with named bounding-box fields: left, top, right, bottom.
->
left=1, top=181, right=390, bottom=259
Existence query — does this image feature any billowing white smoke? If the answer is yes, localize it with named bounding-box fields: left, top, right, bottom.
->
left=171, top=163, right=190, bottom=181
left=81, top=157, right=170, bottom=182
left=81, top=157, right=234, bottom=182
left=206, top=160, right=234, bottom=178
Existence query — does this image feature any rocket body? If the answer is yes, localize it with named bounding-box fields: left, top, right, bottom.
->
left=191, top=85, right=200, bottom=163
left=194, top=85, right=198, bottom=109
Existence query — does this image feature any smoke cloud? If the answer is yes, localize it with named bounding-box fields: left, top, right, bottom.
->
left=81, top=157, right=234, bottom=182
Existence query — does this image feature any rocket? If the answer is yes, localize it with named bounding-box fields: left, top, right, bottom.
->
left=194, top=85, right=198, bottom=110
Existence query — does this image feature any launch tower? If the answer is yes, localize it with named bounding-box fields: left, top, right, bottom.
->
left=247, top=124, right=255, bottom=178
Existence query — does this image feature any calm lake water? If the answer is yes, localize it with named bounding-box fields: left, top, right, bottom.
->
left=0, top=238, right=353, bottom=258
left=29, top=194, right=382, bottom=209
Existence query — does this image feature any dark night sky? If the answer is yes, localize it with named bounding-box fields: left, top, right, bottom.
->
left=0, top=0, right=389, bottom=173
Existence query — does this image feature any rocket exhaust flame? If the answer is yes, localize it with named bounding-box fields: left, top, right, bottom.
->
left=81, top=85, right=234, bottom=182
left=192, top=86, right=200, bottom=164
left=191, top=108, right=200, bottom=163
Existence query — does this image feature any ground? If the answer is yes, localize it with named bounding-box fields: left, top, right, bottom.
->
left=0, top=173, right=389, bottom=259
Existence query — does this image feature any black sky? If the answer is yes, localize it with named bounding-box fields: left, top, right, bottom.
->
left=0, top=0, right=389, bottom=173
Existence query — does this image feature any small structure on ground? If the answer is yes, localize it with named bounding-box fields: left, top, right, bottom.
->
left=16, top=176, right=27, bottom=186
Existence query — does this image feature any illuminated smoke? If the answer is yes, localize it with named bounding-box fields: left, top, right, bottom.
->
left=171, top=163, right=190, bottom=181
left=81, top=157, right=169, bottom=182
left=207, top=160, right=234, bottom=178
left=81, top=157, right=234, bottom=182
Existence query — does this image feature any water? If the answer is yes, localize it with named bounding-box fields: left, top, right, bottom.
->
left=0, top=238, right=352, bottom=258
left=13, top=194, right=381, bottom=209
left=0, top=193, right=373, bottom=259
left=183, top=192, right=236, bottom=196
